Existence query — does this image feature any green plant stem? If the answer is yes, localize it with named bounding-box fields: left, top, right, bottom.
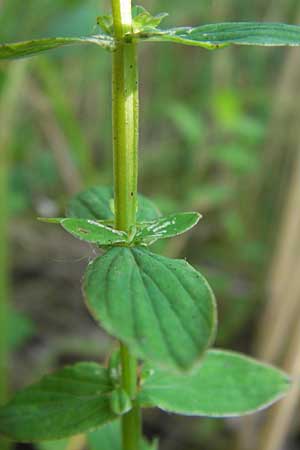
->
left=111, top=0, right=140, bottom=449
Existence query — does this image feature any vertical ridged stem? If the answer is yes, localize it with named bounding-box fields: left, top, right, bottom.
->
left=111, top=1, right=141, bottom=449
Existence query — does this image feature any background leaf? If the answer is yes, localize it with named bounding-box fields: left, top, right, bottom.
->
left=8, top=309, right=36, bottom=350
left=84, top=247, right=217, bottom=372
left=88, top=420, right=158, bottom=450
left=139, top=22, right=300, bottom=49
left=38, top=440, right=69, bottom=450
left=0, top=363, right=117, bottom=441
left=67, top=186, right=161, bottom=222
left=139, top=349, right=290, bottom=417
left=0, top=35, right=113, bottom=60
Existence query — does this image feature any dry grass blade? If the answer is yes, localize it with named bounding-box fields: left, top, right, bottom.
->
left=28, top=80, right=83, bottom=196
left=259, top=322, right=300, bottom=450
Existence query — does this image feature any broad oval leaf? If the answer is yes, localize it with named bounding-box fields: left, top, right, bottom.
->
left=139, top=349, right=290, bottom=417
left=84, top=247, right=217, bottom=372
left=67, top=186, right=161, bottom=222
left=88, top=421, right=158, bottom=450
left=0, top=35, right=114, bottom=60
left=134, top=212, right=201, bottom=245
left=138, top=22, right=300, bottom=49
left=59, top=218, right=128, bottom=245
left=0, top=363, right=118, bottom=441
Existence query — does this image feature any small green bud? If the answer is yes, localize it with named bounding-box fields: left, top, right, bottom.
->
left=108, top=349, right=121, bottom=383
left=97, top=14, right=114, bottom=35
left=110, top=388, right=132, bottom=415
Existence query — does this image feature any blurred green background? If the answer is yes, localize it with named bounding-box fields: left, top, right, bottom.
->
left=1, top=0, right=300, bottom=449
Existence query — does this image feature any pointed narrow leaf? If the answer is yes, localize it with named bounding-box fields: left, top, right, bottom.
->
left=134, top=212, right=201, bottom=245
left=0, top=35, right=114, bottom=60
left=67, top=186, right=161, bottom=222
left=88, top=420, right=158, bottom=450
left=139, top=349, right=290, bottom=417
left=84, top=247, right=216, bottom=372
left=59, top=218, right=128, bottom=245
left=138, top=22, right=300, bottom=49
left=0, top=363, right=118, bottom=441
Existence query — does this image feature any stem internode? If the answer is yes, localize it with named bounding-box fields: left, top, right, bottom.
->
left=111, top=1, right=141, bottom=449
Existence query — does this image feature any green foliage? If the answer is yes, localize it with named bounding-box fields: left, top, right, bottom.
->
left=42, top=210, right=201, bottom=246
left=140, top=350, right=290, bottom=416
left=3, top=19, right=300, bottom=61
left=110, top=388, right=132, bottom=415
left=132, top=6, right=168, bottom=33
left=38, top=440, right=69, bottom=450
left=41, top=217, right=129, bottom=245
left=97, top=5, right=168, bottom=36
left=0, top=2, right=297, bottom=449
left=134, top=212, right=201, bottom=245
left=0, top=363, right=118, bottom=441
left=88, top=421, right=158, bottom=450
left=139, top=22, right=300, bottom=49
left=67, top=186, right=161, bottom=222
left=8, top=309, right=36, bottom=350
left=0, top=35, right=113, bottom=60
left=84, top=246, right=216, bottom=372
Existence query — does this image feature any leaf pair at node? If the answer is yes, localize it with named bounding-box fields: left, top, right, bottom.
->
left=41, top=212, right=201, bottom=247
left=0, top=352, right=290, bottom=442
left=97, top=5, right=168, bottom=37
left=42, top=185, right=215, bottom=373
left=3, top=11, right=300, bottom=60
left=41, top=185, right=201, bottom=247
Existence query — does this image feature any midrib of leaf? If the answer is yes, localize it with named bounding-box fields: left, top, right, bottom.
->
left=130, top=251, right=180, bottom=364
left=133, top=251, right=201, bottom=350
